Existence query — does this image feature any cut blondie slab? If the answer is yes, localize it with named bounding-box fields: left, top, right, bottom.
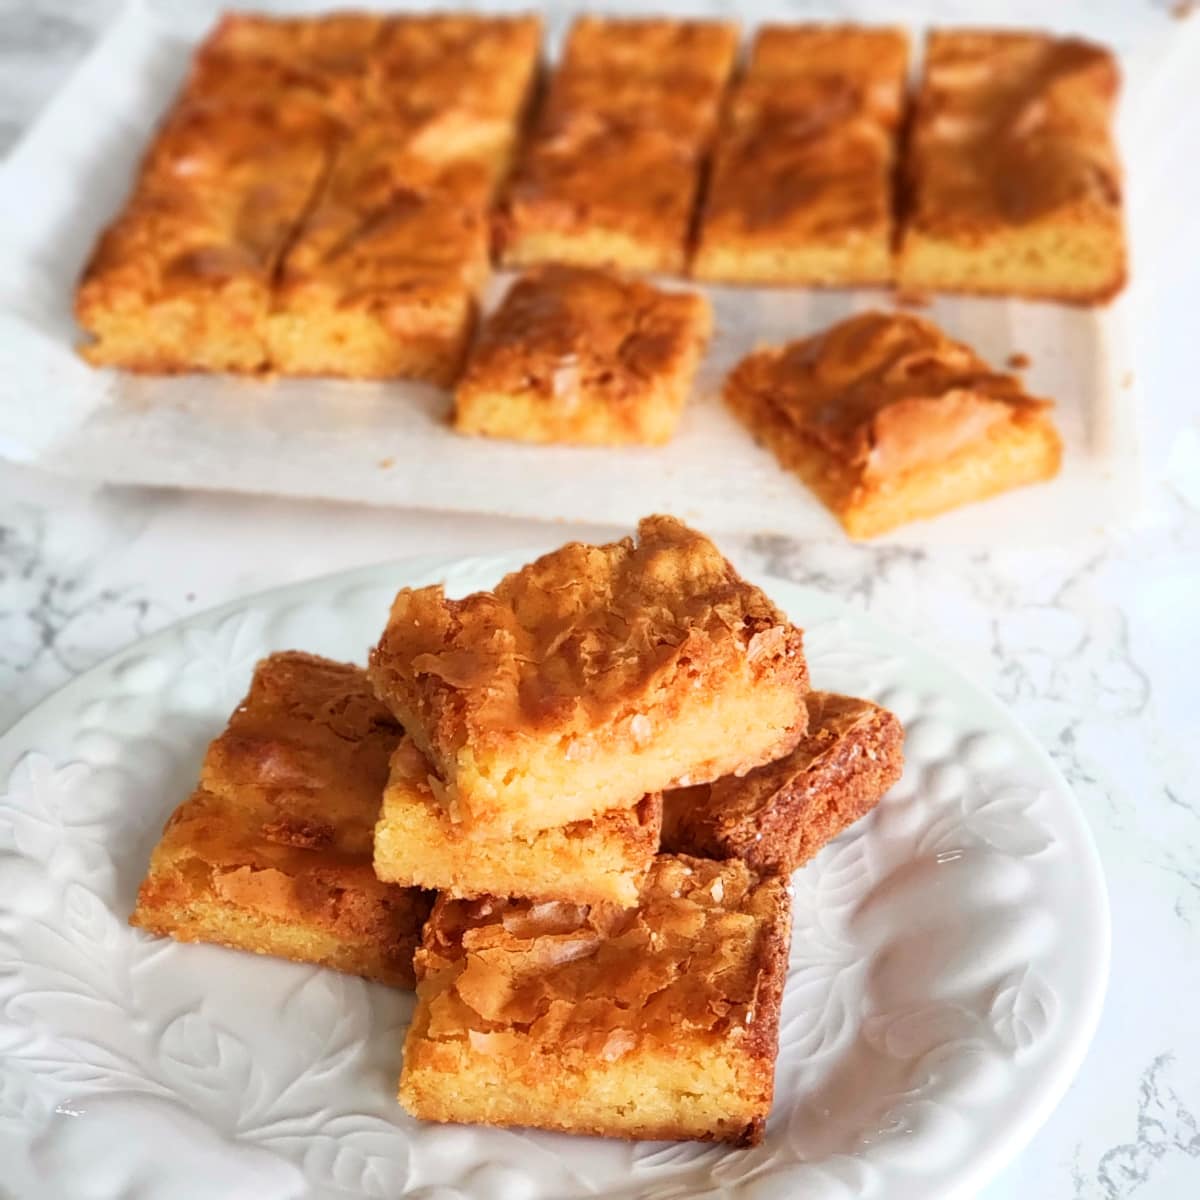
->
left=499, top=16, right=738, bottom=274
left=399, top=854, right=791, bottom=1144
left=75, top=101, right=337, bottom=372
left=897, top=30, right=1126, bottom=304
left=663, top=691, right=904, bottom=873
left=130, top=652, right=430, bottom=987
left=693, top=25, right=909, bottom=286
left=369, top=515, right=810, bottom=836
left=452, top=265, right=712, bottom=445
left=724, top=311, right=1063, bottom=539
left=266, top=125, right=492, bottom=382
left=375, top=736, right=661, bottom=907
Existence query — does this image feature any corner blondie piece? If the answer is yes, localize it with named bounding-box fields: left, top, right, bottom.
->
left=267, top=125, right=491, bottom=382
left=693, top=25, right=909, bottom=286
left=452, top=266, right=712, bottom=445
left=369, top=515, right=810, bottom=836
left=75, top=102, right=336, bottom=372
left=664, top=692, right=904, bottom=873
left=499, top=16, right=738, bottom=274
left=130, top=652, right=430, bottom=987
left=399, top=854, right=791, bottom=1144
left=375, top=736, right=661, bottom=906
left=897, top=31, right=1126, bottom=304
left=724, top=312, right=1063, bottom=538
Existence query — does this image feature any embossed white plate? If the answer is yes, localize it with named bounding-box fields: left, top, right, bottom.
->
left=0, top=555, right=1109, bottom=1200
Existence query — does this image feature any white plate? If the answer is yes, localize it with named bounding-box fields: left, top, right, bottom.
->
left=0, top=555, right=1109, bottom=1200
left=0, top=0, right=1166, bottom=546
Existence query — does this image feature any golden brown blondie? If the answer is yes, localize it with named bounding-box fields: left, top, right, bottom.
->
left=664, top=691, right=904, bottom=873
left=897, top=30, right=1126, bottom=303
left=369, top=516, right=810, bottom=836
left=452, top=265, right=712, bottom=445
left=693, top=25, right=909, bottom=286
left=266, top=126, right=492, bottom=383
left=500, top=16, right=738, bottom=274
left=130, top=652, right=429, bottom=987
left=724, top=311, right=1063, bottom=538
left=375, top=736, right=661, bottom=907
left=399, top=855, right=791, bottom=1144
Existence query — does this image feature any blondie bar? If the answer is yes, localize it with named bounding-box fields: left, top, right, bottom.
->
left=724, top=311, right=1063, bottom=538
left=664, top=692, right=904, bottom=873
left=897, top=30, right=1126, bottom=303
left=693, top=25, right=909, bottom=286
left=369, top=516, right=810, bottom=835
left=130, top=652, right=429, bottom=987
left=399, top=855, right=791, bottom=1144
left=452, top=265, right=711, bottom=445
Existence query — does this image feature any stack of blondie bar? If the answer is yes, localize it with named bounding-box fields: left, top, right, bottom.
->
left=132, top=515, right=903, bottom=1145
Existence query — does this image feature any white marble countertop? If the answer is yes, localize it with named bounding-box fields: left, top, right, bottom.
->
left=2, top=3, right=1199, bottom=1197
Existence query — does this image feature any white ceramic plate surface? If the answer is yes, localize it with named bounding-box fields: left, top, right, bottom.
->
left=0, top=555, right=1109, bottom=1200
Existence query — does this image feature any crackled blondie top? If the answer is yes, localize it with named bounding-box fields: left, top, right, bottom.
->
left=400, top=854, right=791, bottom=1143
left=369, top=515, right=810, bottom=835
left=724, top=311, right=1063, bottom=537
left=453, top=265, right=711, bottom=445
left=130, top=652, right=429, bottom=987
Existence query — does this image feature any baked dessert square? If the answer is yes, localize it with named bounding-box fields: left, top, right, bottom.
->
left=375, top=735, right=661, bottom=907
left=723, top=311, right=1063, bottom=538
left=369, top=515, right=810, bottom=836
left=130, top=652, right=430, bottom=987
left=693, top=25, right=909, bottom=286
left=399, top=854, right=791, bottom=1144
left=266, top=126, right=492, bottom=383
left=663, top=691, right=904, bottom=873
left=896, top=30, right=1126, bottom=304
left=500, top=123, right=703, bottom=275
left=499, top=17, right=737, bottom=274
left=452, top=265, right=711, bottom=445
left=76, top=102, right=336, bottom=373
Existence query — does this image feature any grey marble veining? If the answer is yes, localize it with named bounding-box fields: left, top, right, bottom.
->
left=1, top=2, right=1199, bottom=1197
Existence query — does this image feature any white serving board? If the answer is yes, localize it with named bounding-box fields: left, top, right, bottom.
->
left=0, top=0, right=1185, bottom=545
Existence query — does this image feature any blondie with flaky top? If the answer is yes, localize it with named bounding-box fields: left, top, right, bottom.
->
left=897, top=30, right=1126, bottom=304
left=724, top=311, right=1063, bottom=539
left=76, top=11, right=540, bottom=379
left=693, top=24, right=909, bottom=287
left=452, top=265, right=711, bottom=445
left=130, top=652, right=430, bottom=987
left=399, top=854, right=791, bottom=1144
left=75, top=101, right=337, bottom=373
left=375, top=736, right=662, bottom=907
left=664, top=691, right=904, bottom=873
left=368, top=516, right=810, bottom=837
left=499, top=16, right=738, bottom=274
left=266, top=125, right=493, bottom=383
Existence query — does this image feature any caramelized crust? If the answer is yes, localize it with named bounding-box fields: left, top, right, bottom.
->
left=75, top=101, right=336, bottom=372
left=375, top=736, right=661, bottom=906
left=369, top=515, right=810, bottom=835
left=724, top=311, right=1063, bottom=537
left=898, top=30, right=1126, bottom=303
left=693, top=25, right=909, bottom=286
left=453, top=265, right=711, bottom=445
left=77, top=11, right=541, bottom=379
left=664, top=691, right=904, bottom=872
left=400, top=854, right=791, bottom=1144
left=130, top=652, right=429, bottom=987
left=500, top=16, right=737, bottom=274
left=559, top=16, right=739, bottom=81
